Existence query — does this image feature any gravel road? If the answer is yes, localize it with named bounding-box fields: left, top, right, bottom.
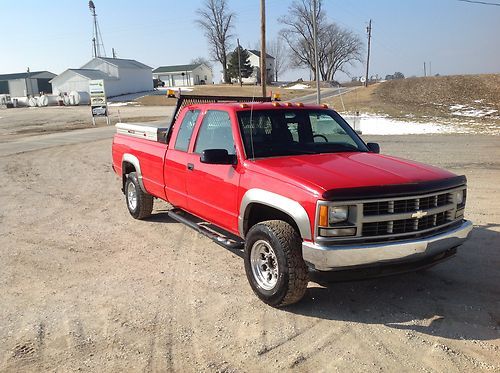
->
left=0, top=123, right=499, bottom=371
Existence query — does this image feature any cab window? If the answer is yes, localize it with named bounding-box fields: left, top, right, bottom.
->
left=194, top=110, right=235, bottom=155
left=174, top=109, right=200, bottom=151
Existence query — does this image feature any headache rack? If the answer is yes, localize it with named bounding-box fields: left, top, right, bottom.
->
left=166, top=94, right=272, bottom=143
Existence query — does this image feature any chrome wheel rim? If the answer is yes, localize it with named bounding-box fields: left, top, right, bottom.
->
left=250, top=240, right=279, bottom=290
left=127, top=182, right=137, bottom=211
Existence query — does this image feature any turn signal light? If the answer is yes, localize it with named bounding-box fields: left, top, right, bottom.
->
left=319, top=205, right=328, bottom=227
left=240, top=103, right=249, bottom=108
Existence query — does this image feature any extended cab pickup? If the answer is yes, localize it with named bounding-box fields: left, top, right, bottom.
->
left=112, top=95, right=472, bottom=307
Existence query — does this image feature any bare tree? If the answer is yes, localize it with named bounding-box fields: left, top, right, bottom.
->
left=191, top=56, right=213, bottom=73
left=279, top=0, right=363, bottom=81
left=267, top=38, right=287, bottom=82
left=195, top=0, right=235, bottom=84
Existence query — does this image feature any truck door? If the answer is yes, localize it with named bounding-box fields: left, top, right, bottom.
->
left=163, top=109, right=201, bottom=208
left=185, top=110, right=240, bottom=232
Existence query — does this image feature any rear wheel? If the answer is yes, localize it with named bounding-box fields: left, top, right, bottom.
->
left=244, top=220, right=309, bottom=307
left=125, top=172, right=153, bottom=219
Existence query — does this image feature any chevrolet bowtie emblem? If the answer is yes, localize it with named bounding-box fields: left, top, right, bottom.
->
left=411, top=210, right=428, bottom=219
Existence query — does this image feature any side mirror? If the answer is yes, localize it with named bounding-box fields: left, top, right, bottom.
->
left=367, top=142, right=380, bottom=153
left=200, top=149, right=236, bottom=165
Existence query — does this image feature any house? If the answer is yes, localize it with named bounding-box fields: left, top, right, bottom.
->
left=0, top=71, right=56, bottom=96
left=152, top=64, right=213, bottom=87
left=51, top=57, right=153, bottom=97
left=245, top=50, right=275, bottom=84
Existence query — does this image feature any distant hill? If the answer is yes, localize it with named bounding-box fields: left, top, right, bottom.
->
left=330, top=74, right=500, bottom=126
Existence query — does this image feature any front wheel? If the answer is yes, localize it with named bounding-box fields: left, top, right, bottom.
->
left=244, top=220, right=309, bottom=307
left=124, top=172, right=153, bottom=219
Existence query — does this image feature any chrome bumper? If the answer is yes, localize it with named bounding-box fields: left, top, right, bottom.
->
left=302, top=220, right=473, bottom=271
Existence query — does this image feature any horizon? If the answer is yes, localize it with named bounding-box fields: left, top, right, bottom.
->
left=1, top=0, right=499, bottom=82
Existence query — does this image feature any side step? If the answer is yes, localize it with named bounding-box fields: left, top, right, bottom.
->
left=167, top=209, right=244, bottom=250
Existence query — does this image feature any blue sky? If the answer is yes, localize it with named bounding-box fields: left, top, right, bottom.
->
left=1, top=0, right=499, bottom=81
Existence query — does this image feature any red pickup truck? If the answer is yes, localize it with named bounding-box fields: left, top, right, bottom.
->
left=112, top=95, right=472, bottom=307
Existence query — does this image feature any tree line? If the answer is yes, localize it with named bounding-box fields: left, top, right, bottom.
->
left=195, top=0, right=363, bottom=83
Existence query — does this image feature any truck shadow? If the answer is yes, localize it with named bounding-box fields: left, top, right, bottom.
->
left=285, top=224, right=500, bottom=342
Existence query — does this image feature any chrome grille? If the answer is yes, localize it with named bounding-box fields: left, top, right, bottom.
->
left=362, top=211, right=449, bottom=236
left=363, top=192, right=451, bottom=216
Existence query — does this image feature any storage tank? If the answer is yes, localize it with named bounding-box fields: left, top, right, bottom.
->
left=28, top=97, right=38, bottom=107
left=37, top=94, right=59, bottom=107
left=68, top=91, right=91, bottom=106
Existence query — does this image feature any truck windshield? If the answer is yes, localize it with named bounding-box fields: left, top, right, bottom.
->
left=237, top=109, right=368, bottom=159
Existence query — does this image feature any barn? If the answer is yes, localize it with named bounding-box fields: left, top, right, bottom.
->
left=0, top=71, right=56, bottom=96
left=153, top=64, right=213, bottom=87
left=51, top=57, right=153, bottom=97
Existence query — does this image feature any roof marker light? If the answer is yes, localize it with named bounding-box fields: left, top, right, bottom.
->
left=272, top=102, right=281, bottom=107
left=240, top=103, right=249, bottom=108
left=295, top=102, right=304, bottom=107
left=321, top=104, right=329, bottom=108
left=284, top=102, right=292, bottom=107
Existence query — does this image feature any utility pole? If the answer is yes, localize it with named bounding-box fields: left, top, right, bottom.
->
left=365, top=19, right=372, bottom=88
left=424, top=62, right=427, bottom=77
left=237, top=38, right=242, bottom=87
left=260, top=0, right=267, bottom=97
left=429, top=61, right=432, bottom=76
left=112, top=48, right=116, bottom=59
left=312, top=0, right=321, bottom=104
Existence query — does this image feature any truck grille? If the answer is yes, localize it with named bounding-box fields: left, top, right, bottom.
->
left=360, top=191, right=459, bottom=239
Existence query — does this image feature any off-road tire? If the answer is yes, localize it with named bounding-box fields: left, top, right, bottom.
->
left=125, top=172, right=153, bottom=219
left=244, top=220, right=309, bottom=307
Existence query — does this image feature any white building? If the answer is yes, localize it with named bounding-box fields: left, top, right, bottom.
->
left=51, top=57, right=153, bottom=97
left=244, top=50, right=275, bottom=84
left=152, top=64, right=213, bottom=87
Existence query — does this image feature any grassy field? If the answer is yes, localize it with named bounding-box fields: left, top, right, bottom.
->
left=137, top=84, right=314, bottom=106
left=328, top=74, right=500, bottom=126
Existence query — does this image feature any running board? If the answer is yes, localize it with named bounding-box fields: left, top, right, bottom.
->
left=167, top=209, right=244, bottom=250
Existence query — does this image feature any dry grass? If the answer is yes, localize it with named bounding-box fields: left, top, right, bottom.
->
left=329, top=74, right=500, bottom=125
left=136, top=84, right=314, bottom=106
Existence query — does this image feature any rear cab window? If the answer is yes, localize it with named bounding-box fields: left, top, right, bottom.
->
left=174, top=109, right=201, bottom=151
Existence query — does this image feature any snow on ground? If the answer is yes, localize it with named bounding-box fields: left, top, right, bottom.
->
left=449, top=103, right=498, bottom=118
left=285, top=83, right=310, bottom=90
left=108, top=102, right=138, bottom=107
left=342, top=114, right=465, bottom=135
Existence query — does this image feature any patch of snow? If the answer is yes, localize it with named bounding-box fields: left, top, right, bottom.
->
left=450, top=104, right=466, bottom=110
left=473, top=99, right=483, bottom=103
left=108, top=102, right=138, bottom=107
left=452, top=108, right=498, bottom=118
left=285, top=83, right=310, bottom=90
left=342, top=114, right=463, bottom=135
left=157, top=87, right=193, bottom=92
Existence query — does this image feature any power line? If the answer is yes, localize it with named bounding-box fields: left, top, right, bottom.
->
left=457, top=0, right=500, bottom=6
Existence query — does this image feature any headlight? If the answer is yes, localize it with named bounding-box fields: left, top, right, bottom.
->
left=329, top=206, right=348, bottom=224
left=456, top=190, right=464, bottom=205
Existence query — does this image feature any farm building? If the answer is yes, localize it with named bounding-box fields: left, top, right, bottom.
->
left=51, top=57, right=153, bottom=97
left=245, top=50, right=275, bottom=84
left=153, top=64, right=213, bottom=87
left=0, top=71, right=56, bottom=96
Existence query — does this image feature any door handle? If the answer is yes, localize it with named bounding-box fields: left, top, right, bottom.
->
left=187, top=163, right=194, bottom=171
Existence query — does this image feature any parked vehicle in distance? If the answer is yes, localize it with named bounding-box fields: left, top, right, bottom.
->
left=153, top=79, right=165, bottom=88
left=112, top=95, right=472, bottom=307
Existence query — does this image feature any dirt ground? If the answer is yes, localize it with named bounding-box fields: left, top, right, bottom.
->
left=0, top=106, right=170, bottom=142
left=0, top=120, right=499, bottom=370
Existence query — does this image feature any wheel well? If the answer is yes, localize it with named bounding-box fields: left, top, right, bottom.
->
left=245, top=203, right=301, bottom=237
left=122, top=161, right=136, bottom=191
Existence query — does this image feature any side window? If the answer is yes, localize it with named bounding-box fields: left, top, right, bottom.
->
left=174, top=110, right=200, bottom=151
left=194, top=110, right=235, bottom=155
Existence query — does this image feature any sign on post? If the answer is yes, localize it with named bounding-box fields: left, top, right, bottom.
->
left=89, top=79, right=110, bottom=125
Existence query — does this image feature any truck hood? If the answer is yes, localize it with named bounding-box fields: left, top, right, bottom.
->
left=250, top=152, right=456, bottom=196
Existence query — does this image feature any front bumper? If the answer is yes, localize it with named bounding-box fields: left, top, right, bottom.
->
left=302, top=220, right=473, bottom=271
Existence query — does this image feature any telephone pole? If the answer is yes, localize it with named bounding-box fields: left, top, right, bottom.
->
left=364, top=19, right=372, bottom=88
left=312, top=0, right=321, bottom=104
left=237, top=39, right=242, bottom=87
left=260, top=0, right=267, bottom=97
left=424, top=62, right=427, bottom=77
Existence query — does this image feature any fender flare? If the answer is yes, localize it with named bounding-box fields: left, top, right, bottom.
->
left=122, top=153, right=146, bottom=193
left=239, top=188, right=312, bottom=240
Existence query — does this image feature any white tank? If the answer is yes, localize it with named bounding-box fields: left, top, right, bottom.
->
left=37, top=94, right=59, bottom=106
left=62, top=95, right=71, bottom=106
left=28, top=97, right=38, bottom=107
left=11, top=97, right=27, bottom=107
left=68, top=91, right=91, bottom=106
